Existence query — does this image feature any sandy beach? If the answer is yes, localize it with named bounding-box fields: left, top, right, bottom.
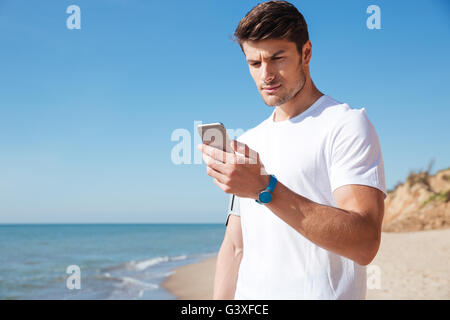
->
left=162, top=229, right=450, bottom=299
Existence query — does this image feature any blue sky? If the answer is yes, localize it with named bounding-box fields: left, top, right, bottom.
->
left=0, top=0, right=449, bottom=223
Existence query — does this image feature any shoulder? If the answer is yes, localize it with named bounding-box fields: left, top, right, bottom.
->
left=318, top=95, right=356, bottom=123
left=320, top=96, right=376, bottom=138
left=330, top=107, right=377, bottom=141
left=305, top=95, right=367, bottom=132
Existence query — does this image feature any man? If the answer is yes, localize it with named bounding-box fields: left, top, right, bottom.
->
left=198, top=1, right=386, bottom=299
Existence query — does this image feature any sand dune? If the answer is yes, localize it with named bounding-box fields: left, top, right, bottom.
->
left=383, top=168, right=450, bottom=232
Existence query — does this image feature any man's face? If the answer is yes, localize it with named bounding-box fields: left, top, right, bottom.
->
left=242, top=39, right=306, bottom=107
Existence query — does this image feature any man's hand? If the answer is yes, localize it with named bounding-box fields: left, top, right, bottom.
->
left=197, top=140, right=269, bottom=199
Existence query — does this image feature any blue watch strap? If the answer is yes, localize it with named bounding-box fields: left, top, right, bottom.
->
left=255, top=174, right=277, bottom=204
left=267, top=175, right=277, bottom=192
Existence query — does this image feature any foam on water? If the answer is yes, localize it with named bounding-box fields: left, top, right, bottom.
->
left=108, top=276, right=159, bottom=299
left=123, top=254, right=188, bottom=271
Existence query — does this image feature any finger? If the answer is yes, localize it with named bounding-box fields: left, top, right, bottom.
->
left=230, top=140, right=259, bottom=163
left=198, top=143, right=235, bottom=163
left=206, top=165, right=228, bottom=185
left=202, top=153, right=227, bottom=174
left=213, top=178, right=232, bottom=194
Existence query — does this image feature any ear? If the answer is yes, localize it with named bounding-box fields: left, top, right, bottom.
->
left=301, top=40, right=312, bottom=65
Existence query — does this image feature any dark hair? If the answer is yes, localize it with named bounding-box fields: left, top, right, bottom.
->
left=233, top=1, right=309, bottom=58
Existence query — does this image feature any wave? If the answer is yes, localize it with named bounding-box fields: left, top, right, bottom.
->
left=104, top=254, right=188, bottom=272
left=96, top=253, right=210, bottom=298
left=107, top=276, right=159, bottom=300
left=127, top=255, right=186, bottom=271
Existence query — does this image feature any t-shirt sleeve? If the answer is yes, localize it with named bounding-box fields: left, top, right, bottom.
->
left=328, top=108, right=387, bottom=199
left=225, top=194, right=241, bottom=226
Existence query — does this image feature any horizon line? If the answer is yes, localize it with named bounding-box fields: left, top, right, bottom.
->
left=0, top=222, right=225, bottom=225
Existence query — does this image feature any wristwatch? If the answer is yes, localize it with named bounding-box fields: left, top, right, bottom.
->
left=255, top=174, right=277, bottom=204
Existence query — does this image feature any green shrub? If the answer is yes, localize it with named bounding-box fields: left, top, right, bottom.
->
left=421, top=190, right=450, bottom=208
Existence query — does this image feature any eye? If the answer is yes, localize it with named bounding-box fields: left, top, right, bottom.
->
left=250, top=62, right=261, bottom=67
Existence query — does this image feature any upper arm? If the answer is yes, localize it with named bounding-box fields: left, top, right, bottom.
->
left=333, top=184, right=385, bottom=232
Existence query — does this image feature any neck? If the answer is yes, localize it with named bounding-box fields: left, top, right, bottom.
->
left=273, top=78, right=324, bottom=122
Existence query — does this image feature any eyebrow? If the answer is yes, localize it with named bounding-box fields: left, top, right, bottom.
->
left=246, top=49, right=286, bottom=63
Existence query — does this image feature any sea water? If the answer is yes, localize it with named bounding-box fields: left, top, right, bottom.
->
left=0, top=224, right=225, bottom=300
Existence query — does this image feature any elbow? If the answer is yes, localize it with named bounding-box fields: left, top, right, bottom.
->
left=356, top=254, right=375, bottom=267
left=233, top=246, right=244, bottom=260
left=355, top=217, right=383, bottom=266
left=356, top=235, right=381, bottom=266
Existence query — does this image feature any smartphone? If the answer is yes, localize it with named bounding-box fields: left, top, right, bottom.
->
left=197, top=122, right=234, bottom=153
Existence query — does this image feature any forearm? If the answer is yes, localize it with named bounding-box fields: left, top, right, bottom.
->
left=265, top=180, right=380, bottom=265
left=213, top=241, right=243, bottom=299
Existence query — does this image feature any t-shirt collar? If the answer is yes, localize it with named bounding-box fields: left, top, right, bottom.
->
left=269, top=94, right=327, bottom=125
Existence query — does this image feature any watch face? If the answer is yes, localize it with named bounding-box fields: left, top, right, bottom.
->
left=259, top=191, right=272, bottom=203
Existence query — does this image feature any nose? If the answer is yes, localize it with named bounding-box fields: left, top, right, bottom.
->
left=260, top=62, right=275, bottom=84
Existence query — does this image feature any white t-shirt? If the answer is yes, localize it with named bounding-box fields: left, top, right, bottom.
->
left=225, top=94, right=386, bottom=300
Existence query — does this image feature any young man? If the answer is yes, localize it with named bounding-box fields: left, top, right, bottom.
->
left=198, top=1, right=386, bottom=299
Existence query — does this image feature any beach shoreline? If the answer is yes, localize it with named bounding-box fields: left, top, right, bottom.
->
left=162, top=256, right=217, bottom=300
left=162, top=229, right=450, bottom=300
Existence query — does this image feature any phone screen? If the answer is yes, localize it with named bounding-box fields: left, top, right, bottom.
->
left=198, top=123, right=233, bottom=153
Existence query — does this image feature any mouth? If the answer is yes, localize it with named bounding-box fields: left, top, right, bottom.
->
left=262, top=84, right=281, bottom=94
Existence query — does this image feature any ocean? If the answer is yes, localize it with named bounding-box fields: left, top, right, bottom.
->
left=0, top=224, right=225, bottom=300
